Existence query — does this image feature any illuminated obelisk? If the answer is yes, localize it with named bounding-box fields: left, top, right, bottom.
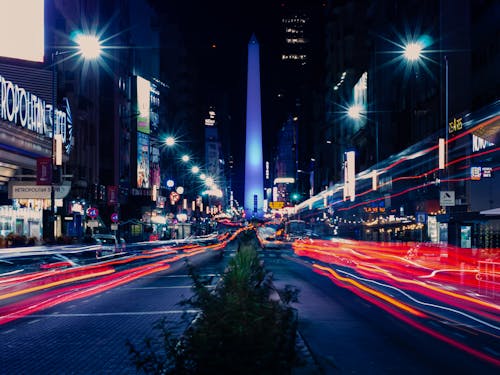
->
left=244, top=33, right=264, bottom=218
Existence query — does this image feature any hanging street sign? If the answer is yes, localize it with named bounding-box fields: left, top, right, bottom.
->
left=440, top=191, right=455, bottom=207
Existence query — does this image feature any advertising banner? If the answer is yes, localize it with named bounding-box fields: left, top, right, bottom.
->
left=137, top=132, right=150, bottom=188
left=0, top=0, right=44, bottom=62
left=150, top=146, right=160, bottom=187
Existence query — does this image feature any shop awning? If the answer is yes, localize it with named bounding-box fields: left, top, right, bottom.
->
left=480, top=208, right=500, bottom=216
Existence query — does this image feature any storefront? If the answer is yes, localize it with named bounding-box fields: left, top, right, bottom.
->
left=0, top=63, right=72, bottom=244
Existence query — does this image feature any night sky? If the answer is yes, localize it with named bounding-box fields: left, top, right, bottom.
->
left=149, top=0, right=297, bottom=202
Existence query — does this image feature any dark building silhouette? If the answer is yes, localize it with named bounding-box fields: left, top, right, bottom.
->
left=271, top=1, right=326, bottom=200
left=316, top=0, right=498, bottom=190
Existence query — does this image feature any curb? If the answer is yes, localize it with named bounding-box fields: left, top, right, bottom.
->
left=292, top=328, right=323, bottom=374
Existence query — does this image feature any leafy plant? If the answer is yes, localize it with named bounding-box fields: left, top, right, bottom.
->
left=127, top=229, right=299, bottom=374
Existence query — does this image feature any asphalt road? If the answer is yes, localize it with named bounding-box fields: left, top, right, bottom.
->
left=260, top=249, right=499, bottom=375
left=1, top=242, right=498, bottom=374
left=0, top=249, right=230, bottom=374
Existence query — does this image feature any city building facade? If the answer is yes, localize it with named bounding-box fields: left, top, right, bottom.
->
left=0, top=0, right=171, bottom=244
left=304, top=0, right=499, bottom=247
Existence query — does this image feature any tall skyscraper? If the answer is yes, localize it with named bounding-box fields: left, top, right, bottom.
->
left=244, top=34, right=264, bottom=218
left=273, top=1, right=324, bottom=198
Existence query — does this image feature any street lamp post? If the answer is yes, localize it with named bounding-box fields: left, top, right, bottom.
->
left=445, top=55, right=449, bottom=189
left=402, top=41, right=449, bottom=170
left=48, top=34, right=102, bottom=244
left=49, top=51, right=57, bottom=244
left=401, top=39, right=455, bottom=242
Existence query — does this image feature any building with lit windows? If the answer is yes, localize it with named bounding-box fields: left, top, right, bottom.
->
left=204, top=107, right=226, bottom=214
left=0, top=1, right=73, bottom=242
left=0, top=0, right=166, bottom=244
left=308, top=0, right=499, bottom=248
left=281, top=12, right=308, bottom=63
left=271, top=1, right=325, bottom=206
left=272, top=116, right=298, bottom=207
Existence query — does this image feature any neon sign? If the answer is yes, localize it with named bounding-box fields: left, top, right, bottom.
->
left=0, top=74, right=72, bottom=153
left=472, top=134, right=495, bottom=153
left=448, top=117, right=462, bottom=134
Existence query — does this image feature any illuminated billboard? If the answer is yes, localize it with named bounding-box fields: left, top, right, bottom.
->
left=0, top=0, right=44, bottom=62
left=137, top=132, right=150, bottom=188
left=136, top=76, right=150, bottom=134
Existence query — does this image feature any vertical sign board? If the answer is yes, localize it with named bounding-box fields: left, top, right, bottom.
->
left=343, top=150, right=356, bottom=202
left=107, top=186, right=118, bottom=206
left=438, top=138, right=445, bottom=169
left=37, top=157, right=52, bottom=185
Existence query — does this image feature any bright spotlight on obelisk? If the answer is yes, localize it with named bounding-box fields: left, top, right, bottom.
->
left=244, top=33, right=264, bottom=218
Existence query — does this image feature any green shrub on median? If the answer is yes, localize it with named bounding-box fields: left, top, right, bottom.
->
left=127, top=229, right=300, bottom=374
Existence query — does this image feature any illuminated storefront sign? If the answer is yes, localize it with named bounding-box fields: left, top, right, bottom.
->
left=274, top=177, right=295, bottom=184
left=8, top=181, right=71, bottom=199
left=482, top=167, right=493, bottom=178
left=269, top=201, right=285, bottom=210
left=448, top=117, right=462, bottom=134
left=471, top=166, right=481, bottom=180
left=472, top=134, right=495, bottom=153
left=363, top=206, right=385, bottom=213
left=471, top=166, right=493, bottom=180
left=0, top=74, right=72, bottom=153
left=1, top=74, right=49, bottom=134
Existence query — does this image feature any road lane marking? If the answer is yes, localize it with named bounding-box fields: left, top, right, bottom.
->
left=143, top=274, right=219, bottom=278
left=124, top=285, right=215, bottom=289
left=8, top=310, right=200, bottom=318
left=27, top=319, right=41, bottom=325
left=1, top=329, right=16, bottom=334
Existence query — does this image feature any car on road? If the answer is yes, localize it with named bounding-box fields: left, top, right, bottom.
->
left=93, top=234, right=126, bottom=256
left=0, top=253, right=77, bottom=275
